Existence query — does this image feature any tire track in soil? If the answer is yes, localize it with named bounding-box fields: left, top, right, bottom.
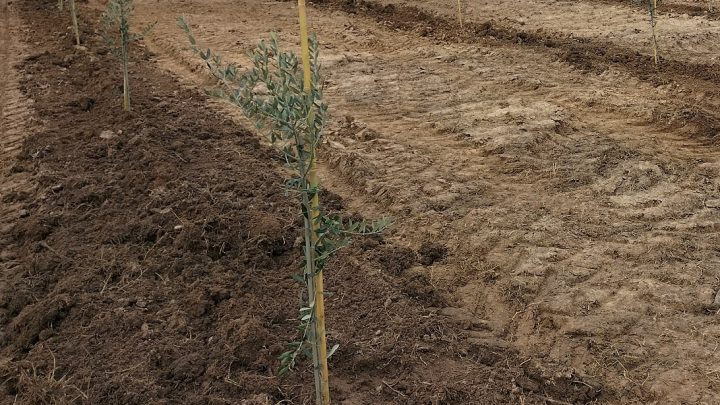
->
left=319, top=0, right=720, bottom=85
left=0, top=1, right=35, bottom=292
left=310, top=2, right=720, bottom=401
left=591, top=0, right=720, bottom=19
left=318, top=0, right=720, bottom=144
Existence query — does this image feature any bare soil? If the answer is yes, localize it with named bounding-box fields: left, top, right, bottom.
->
left=5, top=0, right=720, bottom=402
left=126, top=0, right=720, bottom=402
left=0, top=0, right=611, bottom=404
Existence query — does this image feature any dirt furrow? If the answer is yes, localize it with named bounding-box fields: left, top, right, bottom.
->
left=1, top=1, right=35, bottom=271
left=316, top=0, right=720, bottom=145
left=325, top=1, right=719, bottom=84
left=591, top=0, right=720, bottom=19
left=357, top=0, right=720, bottom=63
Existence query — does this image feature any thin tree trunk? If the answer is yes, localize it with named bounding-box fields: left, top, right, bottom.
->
left=122, top=42, right=130, bottom=111
left=649, top=0, right=659, bottom=65
left=70, top=0, right=80, bottom=46
left=457, top=0, right=463, bottom=28
left=300, top=184, right=323, bottom=405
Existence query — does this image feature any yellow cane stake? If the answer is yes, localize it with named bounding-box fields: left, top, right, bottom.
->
left=298, top=1, right=331, bottom=404
left=122, top=41, right=130, bottom=111
left=457, top=0, right=463, bottom=28
left=652, top=0, right=658, bottom=64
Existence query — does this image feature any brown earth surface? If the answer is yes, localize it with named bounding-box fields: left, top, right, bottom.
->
left=3, top=0, right=720, bottom=403
left=595, top=0, right=720, bottom=19
left=132, top=0, right=720, bottom=402
left=0, top=0, right=609, bottom=404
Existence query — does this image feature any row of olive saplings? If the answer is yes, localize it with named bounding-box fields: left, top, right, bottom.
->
left=455, top=0, right=662, bottom=65
left=60, top=0, right=661, bottom=113
left=55, top=1, right=388, bottom=405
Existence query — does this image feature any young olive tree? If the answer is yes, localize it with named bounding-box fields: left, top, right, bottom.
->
left=101, top=0, right=153, bottom=111
left=179, top=17, right=388, bottom=405
left=632, top=0, right=660, bottom=63
left=647, top=0, right=659, bottom=64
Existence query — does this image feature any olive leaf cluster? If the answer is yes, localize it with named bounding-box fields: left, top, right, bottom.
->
left=179, top=17, right=325, bottom=168
left=101, top=0, right=155, bottom=47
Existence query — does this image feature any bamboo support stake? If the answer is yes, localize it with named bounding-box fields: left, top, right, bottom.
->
left=298, top=1, right=330, bottom=404
left=457, top=0, right=463, bottom=28
left=121, top=42, right=130, bottom=110
left=70, top=0, right=80, bottom=46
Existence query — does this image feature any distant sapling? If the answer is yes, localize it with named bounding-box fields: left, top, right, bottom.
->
left=646, top=0, right=660, bottom=64
left=631, top=0, right=661, bottom=63
left=101, top=0, right=154, bottom=111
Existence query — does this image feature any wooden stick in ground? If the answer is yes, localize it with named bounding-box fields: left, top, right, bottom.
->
left=297, top=1, right=330, bottom=404
left=121, top=40, right=130, bottom=110
left=70, top=0, right=80, bottom=46
left=649, top=0, right=659, bottom=64
left=457, top=0, right=463, bottom=28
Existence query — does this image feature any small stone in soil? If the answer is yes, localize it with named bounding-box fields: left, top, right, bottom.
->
left=100, top=130, right=116, bottom=140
